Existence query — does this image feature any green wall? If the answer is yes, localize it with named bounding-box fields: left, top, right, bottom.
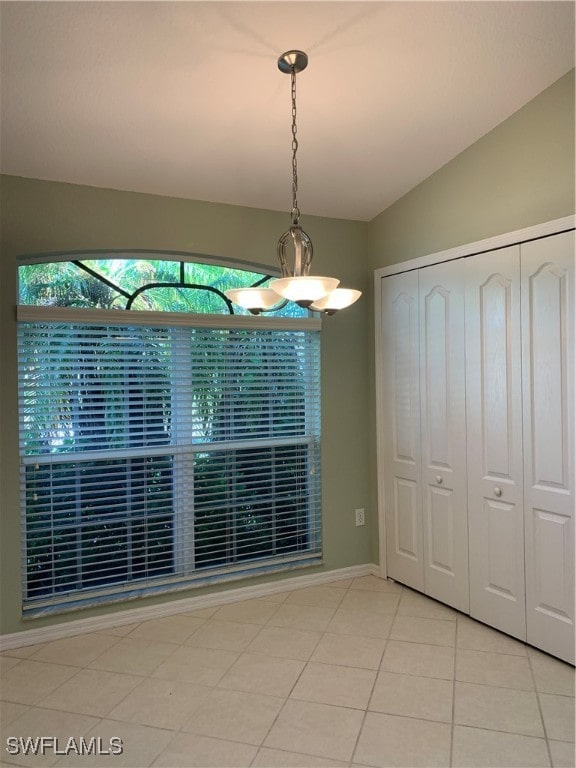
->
left=368, top=69, right=575, bottom=269
left=0, top=176, right=370, bottom=635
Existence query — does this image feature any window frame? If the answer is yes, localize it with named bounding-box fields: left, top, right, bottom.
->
left=17, top=253, right=323, bottom=617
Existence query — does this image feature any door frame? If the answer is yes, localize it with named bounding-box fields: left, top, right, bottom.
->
left=374, top=215, right=575, bottom=579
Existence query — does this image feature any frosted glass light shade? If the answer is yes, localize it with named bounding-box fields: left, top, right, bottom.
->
left=225, top=288, right=282, bottom=314
left=310, top=288, right=362, bottom=314
left=270, top=276, right=339, bottom=307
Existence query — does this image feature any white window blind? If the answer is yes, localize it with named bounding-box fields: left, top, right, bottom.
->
left=18, top=309, right=321, bottom=616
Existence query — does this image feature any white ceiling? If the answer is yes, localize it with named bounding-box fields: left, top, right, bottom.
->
left=1, top=1, right=574, bottom=222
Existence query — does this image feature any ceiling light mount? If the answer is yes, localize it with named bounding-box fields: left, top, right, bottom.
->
left=277, top=50, right=308, bottom=75
left=225, top=50, right=361, bottom=316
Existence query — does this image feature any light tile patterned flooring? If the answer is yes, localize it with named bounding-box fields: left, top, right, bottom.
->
left=1, top=576, right=574, bottom=767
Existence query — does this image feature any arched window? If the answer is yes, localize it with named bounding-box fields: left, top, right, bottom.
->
left=17, top=254, right=321, bottom=616
left=18, top=252, right=307, bottom=316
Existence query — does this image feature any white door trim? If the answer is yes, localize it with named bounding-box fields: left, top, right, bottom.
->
left=374, top=216, right=575, bottom=280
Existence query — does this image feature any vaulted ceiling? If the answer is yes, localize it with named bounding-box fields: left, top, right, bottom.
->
left=1, top=1, right=573, bottom=221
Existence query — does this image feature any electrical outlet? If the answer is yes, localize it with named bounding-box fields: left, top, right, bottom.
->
left=355, top=508, right=365, bottom=527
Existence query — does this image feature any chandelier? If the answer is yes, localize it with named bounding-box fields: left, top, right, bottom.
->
left=225, top=50, right=361, bottom=316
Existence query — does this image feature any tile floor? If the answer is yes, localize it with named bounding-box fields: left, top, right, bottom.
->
left=1, top=576, right=574, bottom=767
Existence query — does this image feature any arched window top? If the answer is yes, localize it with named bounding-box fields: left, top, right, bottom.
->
left=18, top=253, right=307, bottom=317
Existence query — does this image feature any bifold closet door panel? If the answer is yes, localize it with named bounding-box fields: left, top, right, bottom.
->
left=419, top=260, right=469, bottom=612
left=380, top=271, right=424, bottom=590
left=465, top=246, right=526, bottom=640
left=522, top=231, right=575, bottom=664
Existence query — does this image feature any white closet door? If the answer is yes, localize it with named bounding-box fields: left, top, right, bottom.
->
left=522, top=231, right=575, bottom=664
left=419, top=260, right=469, bottom=612
left=465, top=246, right=526, bottom=639
left=380, top=271, right=424, bottom=590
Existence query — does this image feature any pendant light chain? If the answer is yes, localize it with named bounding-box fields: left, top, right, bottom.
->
left=290, top=68, right=300, bottom=226
left=224, top=50, right=362, bottom=315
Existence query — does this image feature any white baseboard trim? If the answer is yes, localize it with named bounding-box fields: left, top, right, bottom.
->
left=0, top=563, right=379, bottom=650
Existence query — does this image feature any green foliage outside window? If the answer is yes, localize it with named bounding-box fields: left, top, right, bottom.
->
left=19, top=257, right=306, bottom=317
